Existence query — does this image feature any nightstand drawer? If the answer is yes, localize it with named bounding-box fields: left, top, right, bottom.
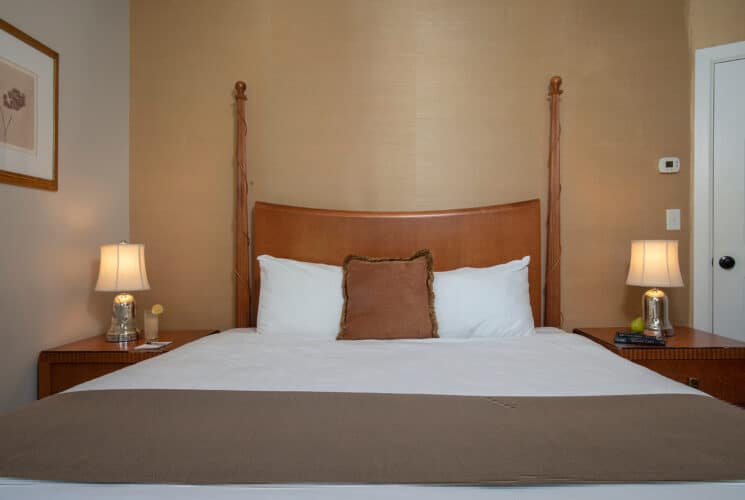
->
left=48, top=362, right=131, bottom=395
left=635, top=359, right=745, bottom=405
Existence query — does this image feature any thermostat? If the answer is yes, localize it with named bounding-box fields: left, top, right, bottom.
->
left=658, top=157, right=680, bottom=173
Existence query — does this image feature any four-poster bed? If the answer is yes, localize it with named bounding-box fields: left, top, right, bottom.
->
left=232, top=76, right=564, bottom=330
left=3, top=76, right=745, bottom=500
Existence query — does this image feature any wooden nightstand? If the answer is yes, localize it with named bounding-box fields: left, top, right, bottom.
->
left=573, top=326, right=745, bottom=406
left=38, top=329, right=219, bottom=398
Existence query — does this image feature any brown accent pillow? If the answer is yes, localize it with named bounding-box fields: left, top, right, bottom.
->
left=338, top=249, right=438, bottom=340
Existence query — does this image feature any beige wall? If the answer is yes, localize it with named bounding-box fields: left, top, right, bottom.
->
left=688, top=0, right=745, bottom=50
left=131, top=0, right=693, bottom=332
left=0, top=0, right=129, bottom=413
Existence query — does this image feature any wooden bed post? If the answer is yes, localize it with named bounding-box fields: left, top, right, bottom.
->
left=544, top=76, right=562, bottom=328
left=234, top=81, right=251, bottom=328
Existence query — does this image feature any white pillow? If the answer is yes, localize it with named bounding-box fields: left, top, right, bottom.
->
left=256, top=254, right=534, bottom=339
left=433, top=256, right=535, bottom=338
left=257, top=255, right=343, bottom=338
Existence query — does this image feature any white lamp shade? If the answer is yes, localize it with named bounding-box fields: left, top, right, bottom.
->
left=626, top=240, right=684, bottom=288
left=95, top=242, right=151, bottom=292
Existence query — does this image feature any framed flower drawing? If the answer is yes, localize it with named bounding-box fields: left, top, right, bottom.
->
left=0, top=18, right=58, bottom=191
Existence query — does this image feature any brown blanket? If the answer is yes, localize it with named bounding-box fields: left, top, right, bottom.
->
left=2, top=390, right=745, bottom=485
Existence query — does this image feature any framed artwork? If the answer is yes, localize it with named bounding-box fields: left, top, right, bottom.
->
left=0, top=18, right=58, bottom=191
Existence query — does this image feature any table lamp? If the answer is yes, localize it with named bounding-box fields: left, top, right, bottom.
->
left=626, top=240, right=684, bottom=337
left=95, top=241, right=150, bottom=342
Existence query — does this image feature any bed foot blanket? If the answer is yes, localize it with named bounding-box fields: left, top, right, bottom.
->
left=2, top=390, right=745, bottom=485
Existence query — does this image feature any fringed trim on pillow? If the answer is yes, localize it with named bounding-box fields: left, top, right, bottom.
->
left=338, top=249, right=438, bottom=339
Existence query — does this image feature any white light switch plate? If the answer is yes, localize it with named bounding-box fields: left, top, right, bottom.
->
left=666, top=209, right=680, bottom=230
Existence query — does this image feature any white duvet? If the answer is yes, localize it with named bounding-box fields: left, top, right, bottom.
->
left=4, top=328, right=743, bottom=500
left=72, top=327, right=699, bottom=397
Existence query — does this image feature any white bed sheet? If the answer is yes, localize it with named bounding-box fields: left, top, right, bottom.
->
left=2, top=328, right=743, bottom=500
left=68, top=327, right=702, bottom=396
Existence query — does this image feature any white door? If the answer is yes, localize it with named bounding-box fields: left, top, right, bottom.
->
left=712, top=57, right=745, bottom=341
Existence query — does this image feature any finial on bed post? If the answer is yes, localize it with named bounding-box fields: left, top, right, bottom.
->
left=235, top=81, right=247, bottom=100
left=548, top=76, right=562, bottom=97
left=544, top=76, right=562, bottom=328
left=234, top=81, right=251, bottom=328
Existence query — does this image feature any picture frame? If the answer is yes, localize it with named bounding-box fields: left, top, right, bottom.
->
left=0, top=18, right=58, bottom=191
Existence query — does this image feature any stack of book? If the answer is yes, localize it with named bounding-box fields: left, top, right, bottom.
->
left=614, top=330, right=666, bottom=346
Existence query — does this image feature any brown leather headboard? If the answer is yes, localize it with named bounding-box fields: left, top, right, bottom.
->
left=251, top=199, right=541, bottom=327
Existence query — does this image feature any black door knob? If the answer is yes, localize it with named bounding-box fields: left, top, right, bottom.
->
left=719, top=256, right=736, bottom=270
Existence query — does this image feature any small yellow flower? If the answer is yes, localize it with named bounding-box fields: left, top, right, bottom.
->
left=151, top=304, right=164, bottom=315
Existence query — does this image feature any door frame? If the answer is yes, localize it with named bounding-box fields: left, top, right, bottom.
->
left=693, top=40, right=745, bottom=331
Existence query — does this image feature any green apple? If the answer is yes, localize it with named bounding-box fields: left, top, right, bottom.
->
left=630, top=316, right=644, bottom=333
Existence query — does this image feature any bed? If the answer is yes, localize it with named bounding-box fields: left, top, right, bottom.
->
left=2, top=77, right=745, bottom=499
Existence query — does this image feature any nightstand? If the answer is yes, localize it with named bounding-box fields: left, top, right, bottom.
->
left=573, top=327, right=745, bottom=406
left=38, top=329, right=219, bottom=398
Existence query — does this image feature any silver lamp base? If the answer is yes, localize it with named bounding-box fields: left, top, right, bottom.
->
left=106, top=292, right=140, bottom=342
left=642, top=288, right=674, bottom=338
